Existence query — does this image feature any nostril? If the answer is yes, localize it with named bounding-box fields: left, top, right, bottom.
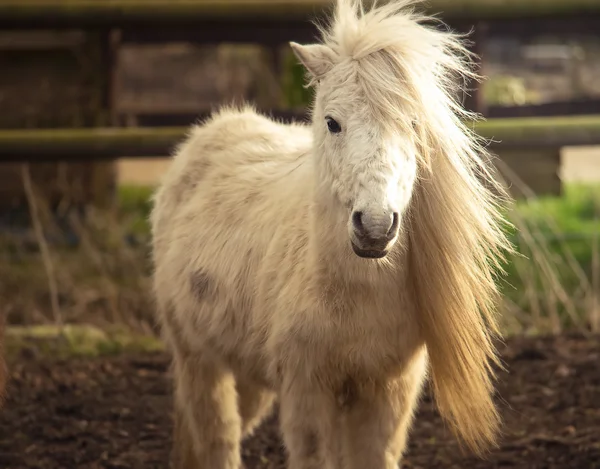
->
left=387, top=212, right=399, bottom=236
left=352, top=211, right=365, bottom=234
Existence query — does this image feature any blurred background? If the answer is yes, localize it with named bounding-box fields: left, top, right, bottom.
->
left=0, top=1, right=599, bottom=468
left=2, top=0, right=599, bottom=336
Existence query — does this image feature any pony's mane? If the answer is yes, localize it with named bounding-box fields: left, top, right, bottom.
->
left=313, top=0, right=515, bottom=455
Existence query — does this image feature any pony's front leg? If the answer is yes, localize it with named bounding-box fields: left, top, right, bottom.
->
left=337, top=353, right=428, bottom=469
left=337, top=381, right=414, bottom=469
left=279, top=371, right=337, bottom=469
left=171, top=349, right=242, bottom=469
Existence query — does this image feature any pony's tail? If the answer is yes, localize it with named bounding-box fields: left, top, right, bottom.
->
left=406, top=137, right=511, bottom=455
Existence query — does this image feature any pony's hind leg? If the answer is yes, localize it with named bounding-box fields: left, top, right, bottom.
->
left=236, top=378, right=277, bottom=438
left=171, top=393, right=199, bottom=469
left=171, top=348, right=242, bottom=469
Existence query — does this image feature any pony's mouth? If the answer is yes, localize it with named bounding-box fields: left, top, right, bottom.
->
left=351, top=242, right=389, bottom=259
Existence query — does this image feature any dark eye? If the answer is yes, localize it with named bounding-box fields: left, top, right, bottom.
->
left=325, top=116, right=342, bottom=134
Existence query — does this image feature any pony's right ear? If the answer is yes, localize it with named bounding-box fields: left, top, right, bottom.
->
left=289, top=42, right=336, bottom=79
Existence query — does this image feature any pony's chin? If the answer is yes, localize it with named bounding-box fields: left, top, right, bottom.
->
left=351, top=242, right=389, bottom=259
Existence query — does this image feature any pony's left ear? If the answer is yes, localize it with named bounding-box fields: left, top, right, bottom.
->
left=289, top=42, right=336, bottom=79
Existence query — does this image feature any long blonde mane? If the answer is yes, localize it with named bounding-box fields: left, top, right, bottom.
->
left=312, top=0, right=514, bottom=453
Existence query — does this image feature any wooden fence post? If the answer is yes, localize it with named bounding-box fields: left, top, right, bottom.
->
left=82, top=29, right=121, bottom=211
left=0, top=30, right=121, bottom=216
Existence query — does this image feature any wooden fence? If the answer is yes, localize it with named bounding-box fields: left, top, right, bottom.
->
left=0, top=0, right=599, bottom=206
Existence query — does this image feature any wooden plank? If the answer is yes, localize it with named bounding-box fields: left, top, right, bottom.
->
left=488, top=99, right=600, bottom=119
left=0, top=30, right=85, bottom=50
left=119, top=20, right=320, bottom=46
left=116, top=15, right=600, bottom=46
left=0, top=115, right=599, bottom=162
left=1, top=0, right=599, bottom=29
left=0, top=127, right=186, bottom=161
left=484, top=16, right=600, bottom=38
left=129, top=113, right=600, bottom=148
left=473, top=115, right=600, bottom=148
left=125, top=100, right=600, bottom=128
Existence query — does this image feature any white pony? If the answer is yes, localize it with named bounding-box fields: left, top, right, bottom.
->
left=150, top=0, right=512, bottom=467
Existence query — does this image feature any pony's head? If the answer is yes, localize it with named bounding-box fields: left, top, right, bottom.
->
left=292, top=39, right=415, bottom=259
left=291, top=0, right=478, bottom=259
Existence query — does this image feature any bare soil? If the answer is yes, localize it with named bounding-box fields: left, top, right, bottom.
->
left=0, top=333, right=599, bottom=469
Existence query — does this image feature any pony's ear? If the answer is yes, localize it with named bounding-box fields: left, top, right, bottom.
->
left=289, top=42, right=336, bottom=79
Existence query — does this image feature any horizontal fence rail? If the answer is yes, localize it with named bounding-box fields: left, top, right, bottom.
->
left=2, top=0, right=600, bottom=27
left=127, top=102, right=600, bottom=129
left=1, top=114, right=600, bottom=163
left=488, top=100, right=600, bottom=119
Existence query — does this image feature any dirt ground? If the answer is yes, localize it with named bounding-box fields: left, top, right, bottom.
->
left=0, top=333, right=598, bottom=469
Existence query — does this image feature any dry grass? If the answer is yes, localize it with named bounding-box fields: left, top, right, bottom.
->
left=0, top=169, right=155, bottom=335
left=494, top=162, right=600, bottom=336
